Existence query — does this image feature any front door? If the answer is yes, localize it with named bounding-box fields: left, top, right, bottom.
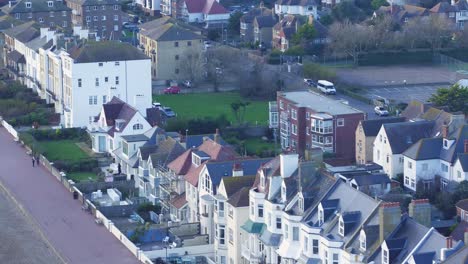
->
left=98, top=136, right=106, bottom=152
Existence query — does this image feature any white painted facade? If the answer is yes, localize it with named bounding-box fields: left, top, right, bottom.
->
left=403, top=157, right=440, bottom=191
left=373, top=127, right=404, bottom=178
left=453, top=158, right=468, bottom=182
left=274, top=3, right=318, bottom=18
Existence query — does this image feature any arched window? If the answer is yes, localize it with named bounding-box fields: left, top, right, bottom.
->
left=133, top=123, right=143, bottom=130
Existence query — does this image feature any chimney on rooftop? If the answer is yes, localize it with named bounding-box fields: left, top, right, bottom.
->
left=442, top=125, right=449, bottom=138
left=446, top=236, right=453, bottom=249
left=232, top=163, right=243, bottom=177
left=379, top=202, right=401, bottom=243
left=409, top=199, right=431, bottom=227
left=214, top=128, right=220, bottom=143
left=280, top=153, right=299, bottom=178
left=464, top=139, right=468, bottom=153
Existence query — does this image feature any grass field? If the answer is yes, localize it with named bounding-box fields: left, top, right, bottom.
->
left=244, top=138, right=279, bottom=156
left=37, top=140, right=89, bottom=162
left=153, top=92, right=269, bottom=125
left=67, top=172, right=97, bottom=182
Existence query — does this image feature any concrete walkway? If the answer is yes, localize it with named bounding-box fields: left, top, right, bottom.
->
left=0, top=128, right=140, bottom=264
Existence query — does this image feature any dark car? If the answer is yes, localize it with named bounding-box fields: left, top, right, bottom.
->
left=164, top=86, right=181, bottom=94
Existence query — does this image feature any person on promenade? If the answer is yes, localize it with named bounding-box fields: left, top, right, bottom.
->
left=32, top=157, right=35, bottom=167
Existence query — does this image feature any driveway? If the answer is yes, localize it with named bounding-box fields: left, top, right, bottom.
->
left=0, top=128, right=140, bottom=264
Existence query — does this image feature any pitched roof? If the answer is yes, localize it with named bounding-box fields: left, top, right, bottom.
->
left=454, top=0, right=468, bottom=10
left=254, top=15, right=277, bottom=28
left=3, top=21, right=40, bottom=42
left=139, top=21, right=202, bottom=41
left=240, top=7, right=272, bottom=23
left=121, top=134, right=148, bottom=142
left=442, top=245, right=468, bottom=264
left=403, top=137, right=443, bottom=160
left=222, top=175, right=256, bottom=198
left=149, top=137, right=186, bottom=168
left=227, top=187, right=250, bottom=207
left=383, top=121, right=435, bottom=154
left=68, top=41, right=148, bottom=63
left=4, top=0, right=71, bottom=13
left=352, top=173, right=391, bottom=186
left=430, top=2, right=458, bottom=13
left=401, top=100, right=433, bottom=121
left=185, top=134, right=227, bottom=148
left=184, top=0, right=228, bottom=15
left=167, top=149, right=194, bottom=175
left=360, top=117, right=405, bottom=137
left=101, top=97, right=137, bottom=136
left=456, top=198, right=468, bottom=211
left=457, top=154, right=468, bottom=172
left=169, top=192, right=187, bottom=209
left=206, top=158, right=270, bottom=190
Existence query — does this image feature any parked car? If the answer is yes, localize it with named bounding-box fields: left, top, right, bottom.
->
left=304, top=78, right=315, bottom=86
left=374, top=106, right=389, bottom=116
left=182, top=80, right=192, bottom=88
left=317, top=80, right=336, bottom=95
left=152, top=102, right=162, bottom=109
left=162, top=107, right=176, bottom=117
left=204, top=41, right=213, bottom=50
left=164, top=86, right=181, bottom=94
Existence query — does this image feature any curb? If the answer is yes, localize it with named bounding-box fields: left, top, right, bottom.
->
left=0, top=172, right=69, bottom=264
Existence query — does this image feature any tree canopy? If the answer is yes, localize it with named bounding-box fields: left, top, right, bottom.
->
left=227, top=11, right=243, bottom=34
left=429, top=84, right=468, bottom=114
left=371, top=0, right=389, bottom=10
left=291, top=23, right=317, bottom=46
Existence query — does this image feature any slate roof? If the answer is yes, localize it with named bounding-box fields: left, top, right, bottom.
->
left=360, top=117, right=405, bottom=137
left=352, top=173, right=391, bottom=186
left=139, top=21, right=202, bottom=41
left=458, top=154, right=468, bottom=172
left=383, top=121, right=435, bottom=154
left=185, top=134, right=227, bottom=148
left=430, top=2, right=458, bottom=13
left=121, top=134, right=149, bottom=142
left=68, top=41, right=148, bottom=63
left=4, top=0, right=71, bottom=13
left=169, top=192, right=187, bottom=209
left=254, top=15, right=277, bottom=28
left=3, top=21, right=39, bottom=42
left=441, top=125, right=468, bottom=163
left=139, top=145, right=159, bottom=160
left=206, top=158, right=271, bottom=192
left=401, top=100, right=433, bottom=121
left=222, top=175, right=256, bottom=198
left=148, top=137, right=186, bottom=168
left=403, top=137, right=443, bottom=160
left=442, top=245, right=468, bottom=264
left=184, top=0, right=228, bottom=15
left=100, top=97, right=137, bottom=136
left=454, top=0, right=468, bottom=10
left=412, top=252, right=436, bottom=264
left=227, top=187, right=250, bottom=207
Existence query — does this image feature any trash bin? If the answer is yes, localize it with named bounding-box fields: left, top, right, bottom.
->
left=73, top=191, right=78, bottom=200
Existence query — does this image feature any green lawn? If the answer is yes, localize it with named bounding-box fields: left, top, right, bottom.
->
left=67, top=172, right=97, bottom=182
left=37, top=140, right=89, bottom=162
left=244, top=138, right=279, bottom=156
left=153, top=92, right=269, bottom=125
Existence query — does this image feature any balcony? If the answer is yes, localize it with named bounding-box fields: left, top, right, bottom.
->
left=241, top=244, right=262, bottom=263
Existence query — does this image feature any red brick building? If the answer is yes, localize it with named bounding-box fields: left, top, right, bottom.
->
left=270, top=91, right=365, bottom=160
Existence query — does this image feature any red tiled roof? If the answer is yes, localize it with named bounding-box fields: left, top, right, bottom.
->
left=167, top=149, right=194, bottom=175
left=170, top=192, right=188, bottom=209
left=185, top=160, right=208, bottom=187
left=198, top=138, right=239, bottom=160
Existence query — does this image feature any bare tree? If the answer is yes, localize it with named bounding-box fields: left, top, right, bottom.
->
left=205, top=46, right=243, bottom=92
left=178, top=49, right=205, bottom=85
left=327, top=20, right=372, bottom=64
left=402, top=16, right=452, bottom=50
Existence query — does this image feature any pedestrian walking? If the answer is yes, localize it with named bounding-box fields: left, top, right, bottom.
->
left=35, top=156, right=40, bottom=167
left=32, top=157, right=35, bottom=167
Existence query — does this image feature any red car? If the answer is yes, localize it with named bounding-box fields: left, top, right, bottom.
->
left=164, top=86, right=181, bottom=94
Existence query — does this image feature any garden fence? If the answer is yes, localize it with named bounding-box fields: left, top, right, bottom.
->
left=433, top=53, right=468, bottom=72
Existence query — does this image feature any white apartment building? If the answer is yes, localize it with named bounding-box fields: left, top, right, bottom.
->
left=40, top=41, right=151, bottom=127
left=403, top=125, right=468, bottom=191
left=373, top=121, right=434, bottom=178
left=274, top=0, right=318, bottom=18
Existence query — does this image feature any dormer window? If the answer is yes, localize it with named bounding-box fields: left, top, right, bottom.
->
left=26, top=2, right=32, bottom=8
left=47, top=1, right=53, bottom=7
left=339, top=216, right=345, bottom=236
left=360, top=230, right=366, bottom=251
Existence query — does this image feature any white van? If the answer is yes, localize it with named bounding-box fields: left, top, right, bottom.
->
left=317, top=80, right=336, bottom=95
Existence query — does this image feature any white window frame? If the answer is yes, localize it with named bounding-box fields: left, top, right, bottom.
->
left=337, top=118, right=345, bottom=127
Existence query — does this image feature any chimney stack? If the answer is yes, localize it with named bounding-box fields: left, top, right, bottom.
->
left=214, top=128, right=220, bottom=143
left=379, top=202, right=401, bottom=242
left=280, top=153, right=299, bottom=178
left=409, top=199, right=431, bottom=227
left=446, top=236, right=453, bottom=249
left=464, top=139, right=468, bottom=153
left=442, top=125, right=449, bottom=138
left=232, top=163, right=243, bottom=177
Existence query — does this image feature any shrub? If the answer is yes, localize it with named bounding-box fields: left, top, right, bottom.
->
left=303, top=63, right=337, bottom=81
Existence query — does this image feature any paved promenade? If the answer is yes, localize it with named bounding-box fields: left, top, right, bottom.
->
left=0, top=128, right=140, bottom=264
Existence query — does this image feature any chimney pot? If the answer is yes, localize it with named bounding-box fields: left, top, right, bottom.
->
left=464, top=139, right=468, bottom=153
left=409, top=199, right=431, bottom=227
left=446, top=236, right=453, bottom=249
